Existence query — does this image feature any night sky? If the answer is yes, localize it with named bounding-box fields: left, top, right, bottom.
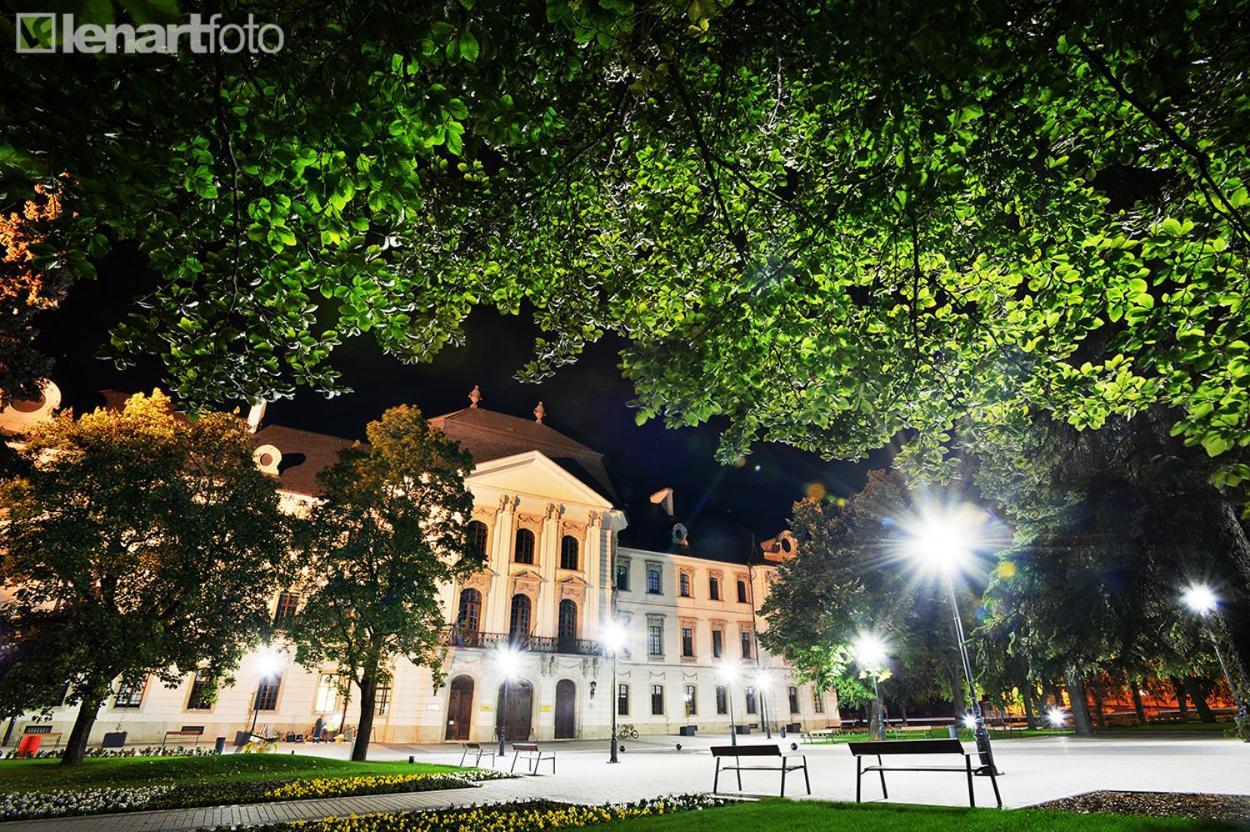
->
left=36, top=246, right=893, bottom=537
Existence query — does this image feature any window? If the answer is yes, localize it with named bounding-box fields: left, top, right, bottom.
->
left=651, top=684, right=664, bottom=715
left=684, top=684, right=697, bottom=716
left=789, top=686, right=800, bottom=714
left=315, top=674, right=344, bottom=713
left=737, top=580, right=748, bottom=604
left=716, top=685, right=728, bottom=715
left=745, top=686, right=757, bottom=715
left=468, top=520, right=489, bottom=556
left=560, top=535, right=579, bottom=570
left=114, top=677, right=145, bottom=708
left=814, top=689, right=825, bottom=714
left=186, top=672, right=214, bottom=710
left=617, top=684, right=630, bottom=716
left=646, top=564, right=662, bottom=594
left=256, top=674, right=282, bottom=711
left=375, top=684, right=391, bottom=716
left=509, top=594, right=532, bottom=642
left=709, top=576, right=721, bottom=601
left=681, top=626, right=695, bottom=658
left=558, top=599, right=578, bottom=647
left=514, top=528, right=535, bottom=564
left=648, top=621, right=664, bottom=656
left=457, top=588, right=482, bottom=637
left=273, top=591, right=300, bottom=624
left=615, top=561, right=630, bottom=591
left=712, top=629, right=724, bottom=658
left=679, top=572, right=691, bottom=597
left=740, top=630, right=753, bottom=660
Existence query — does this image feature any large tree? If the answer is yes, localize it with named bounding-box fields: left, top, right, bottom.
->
left=287, top=404, right=479, bottom=761
left=0, top=392, right=289, bottom=764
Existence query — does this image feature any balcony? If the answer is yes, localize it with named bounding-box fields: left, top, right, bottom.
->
left=444, top=628, right=603, bottom=656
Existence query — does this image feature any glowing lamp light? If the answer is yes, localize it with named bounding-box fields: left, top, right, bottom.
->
left=852, top=633, right=889, bottom=670
left=961, top=714, right=978, bottom=730
left=602, top=621, right=628, bottom=655
left=254, top=646, right=282, bottom=680
left=495, top=645, right=522, bottom=680
left=1045, top=707, right=1067, bottom=728
left=1181, top=583, right=1218, bottom=616
left=752, top=669, right=774, bottom=691
left=717, top=661, right=740, bottom=683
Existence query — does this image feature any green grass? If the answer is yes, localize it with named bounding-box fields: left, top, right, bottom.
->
left=0, top=754, right=460, bottom=793
left=588, top=800, right=1245, bottom=831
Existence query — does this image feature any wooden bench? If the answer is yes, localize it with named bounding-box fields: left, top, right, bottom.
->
left=161, top=725, right=205, bottom=748
left=711, top=745, right=810, bottom=797
left=847, top=739, right=1001, bottom=808
left=510, top=742, right=555, bottom=774
left=459, top=741, right=497, bottom=768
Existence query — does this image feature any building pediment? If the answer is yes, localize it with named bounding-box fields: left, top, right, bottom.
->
left=467, top=451, right=615, bottom=509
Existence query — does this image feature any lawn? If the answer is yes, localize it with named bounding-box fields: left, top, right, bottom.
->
left=0, top=754, right=461, bottom=793
left=583, top=800, right=1245, bottom=832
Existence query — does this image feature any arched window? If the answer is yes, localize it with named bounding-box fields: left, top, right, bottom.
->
left=557, top=599, right=578, bottom=647
left=560, top=535, right=579, bottom=570
left=514, top=528, right=535, bottom=564
left=456, top=588, right=481, bottom=644
left=509, top=594, right=532, bottom=643
left=468, top=520, right=489, bottom=557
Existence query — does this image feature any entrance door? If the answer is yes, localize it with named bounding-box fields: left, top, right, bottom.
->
left=445, top=676, right=473, bottom=741
left=555, top=679, right=576, bottom=739
left=497, top=680, right=533, bottom=741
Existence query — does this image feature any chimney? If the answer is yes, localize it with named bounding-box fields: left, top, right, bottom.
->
left=246, top=401, right=267, bottom=433
left=649, top=487, right=675, bottom=517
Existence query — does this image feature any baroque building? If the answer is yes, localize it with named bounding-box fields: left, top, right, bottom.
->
left=0, top=385, right=840, bottom=746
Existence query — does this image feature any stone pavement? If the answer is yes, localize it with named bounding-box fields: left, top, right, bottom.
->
left=2, top=733, right=1246, bottom=832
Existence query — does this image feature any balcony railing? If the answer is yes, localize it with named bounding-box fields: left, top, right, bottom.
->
left=444, top=628, right=603, bottom=656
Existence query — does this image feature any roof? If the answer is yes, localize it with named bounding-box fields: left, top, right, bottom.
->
left=618, top=492, right=759, bottom=564
left=251, top=423, right=357, bottom=496
left=429, top=406, right=615, bottom=499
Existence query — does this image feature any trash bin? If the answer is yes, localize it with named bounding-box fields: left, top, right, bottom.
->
left=102, top=731, right=127, bottom=749
left=214, top=736, right=226, bottom=754
left=947, top=724, right=959, bottom=739
left=16, top=734, right=41, bottom=757
left=678, top=725, right=697, bottom=737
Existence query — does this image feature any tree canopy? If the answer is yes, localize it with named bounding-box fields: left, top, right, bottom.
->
left=4, top=0, right=1250, bottom=480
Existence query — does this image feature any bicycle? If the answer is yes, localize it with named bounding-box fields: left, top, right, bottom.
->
left=615, top=723, right=639, bottom=740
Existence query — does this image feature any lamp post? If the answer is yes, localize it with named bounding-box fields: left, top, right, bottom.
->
left=495, top=646, right=521, bottom=758
left=852, top=633, right=889, bottom=741
left=1181, top=584, right=1248, bottom=734
left=907, top=509, right=999, bottom=775
left=602, top=621, right=627, bottom=763
left=249, top=646, right=282, bottom=736
left=717, top=662, right=739, bottom=746
left=754, top=668, right=774, bottom=739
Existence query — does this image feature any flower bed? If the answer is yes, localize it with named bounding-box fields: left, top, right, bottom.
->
left=249, top=795, right=729, bottom=832
left=0, top=769, right=511, bottom=821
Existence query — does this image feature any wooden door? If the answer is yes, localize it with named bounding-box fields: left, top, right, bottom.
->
left=497, top=680, right=533, bottom=741
left=445, top=676, right=473, bottom=741
left=555, top=679, right=576, bottom=739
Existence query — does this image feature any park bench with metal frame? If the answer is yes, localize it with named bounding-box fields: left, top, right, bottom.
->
left=510, top=742, right=555, bottom=774
left=459, top=741, right=497, bottom=768
left=847, top=738, right=1002, bottom=808
left=710, top=744, right=811, bottom=797
left=161, top=725, right=205, bottom=748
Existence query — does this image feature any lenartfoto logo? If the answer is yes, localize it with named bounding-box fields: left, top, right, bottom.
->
left=14, top=13, right=284, bottom=54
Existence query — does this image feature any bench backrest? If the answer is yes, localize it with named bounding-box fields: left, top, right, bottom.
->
left=23, top=725, right=52, bottom=734
left=847, top=739, right=965, bottom=756
left=179, top=726, right=205, bottom=734
left=512, top=742, right=540, bottom=752
left=464, top=742, right=481, bottom=750
left=710, top=744, right=782, bottom=757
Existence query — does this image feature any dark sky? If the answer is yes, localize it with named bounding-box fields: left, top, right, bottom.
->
left=36, top=246, right=892, bottom=536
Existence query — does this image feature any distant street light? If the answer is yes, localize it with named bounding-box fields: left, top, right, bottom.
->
left=250, top=645, right=282, bottom=735
left=852, top=633, right=889, bottom=740
left=717, top=661, right=740, bottom=746
left=1045, top=707, right=1067, bottom=729
left=602, top=621, right=627, bottom=763
left=906, top=505, right=1000, bottom=774
left=1181, top=583, right=1247, bottom=734
left=495, top=646, right=522, bottom=757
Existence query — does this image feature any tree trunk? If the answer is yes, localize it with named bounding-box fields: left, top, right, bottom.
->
left=1022, top=683, right=1038, bottom=730
left=351, top=671, right=378, bottom=762
left=1184, top=677, right=1215, bottom=723
left=1065, top=670, right=1094, bottom=737
left=1131, top=679, right=1148, bottom=725
left=868, top=697, right=884, bottom=740
left=61, top=691, right=104, bottom=766
left=1090, top=682, right=1106, bottom=729
left=899, top=703, right=909, bottom=726
left=1171, top=676, right=1190, bottom=722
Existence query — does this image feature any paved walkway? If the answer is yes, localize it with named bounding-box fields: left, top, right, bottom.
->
left=2, top=734, right=1247, bottom=832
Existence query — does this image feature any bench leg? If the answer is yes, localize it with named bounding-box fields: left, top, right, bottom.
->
left=855, top=757, right=862, bottom=803
left=877, top=754, right=888, bottom=799
left=736, top=757, right=743, bottom=792
left=803, top=761, right=811, bottom=795
left=714, top=758, right=721, bottom=794
left=965, top=756, right=976, bottom=808
left=988, top=769, right=1002, bottom=809
left=511, top=750, right=520, bottom=773
left=780, top=765, right=786, bottom=798
left=460, top=748, right=469, bottom=766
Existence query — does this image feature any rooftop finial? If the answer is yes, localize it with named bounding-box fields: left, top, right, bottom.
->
left=534, top=401, right=546, bottom=423
left=468, top=385, right=482, bottom=409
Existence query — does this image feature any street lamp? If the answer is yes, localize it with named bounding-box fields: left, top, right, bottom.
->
left=906, top=506, right=999, bottom=774
left=250, top=646, right=282, bottom=735
left=1045, top=707, right=1067, bottom=729
left=1181, top=583, right=1248, bottom=733
left=495, top=646, right=522, bottom=757
left=602, top=621, right=627, bottom=763
left=852, top=633, right=889, bottom=740
left=717, top=661, right=740, bottom=746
